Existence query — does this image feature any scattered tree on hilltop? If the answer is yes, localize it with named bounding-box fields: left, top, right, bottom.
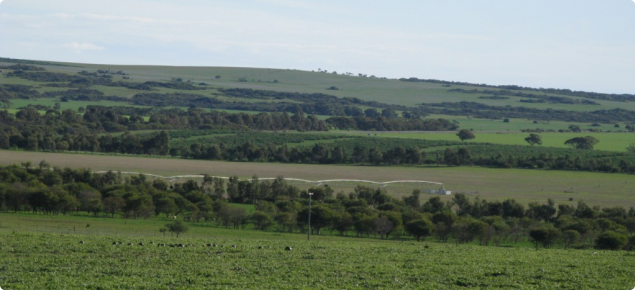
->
left=568, top=125, right=582, bottom=132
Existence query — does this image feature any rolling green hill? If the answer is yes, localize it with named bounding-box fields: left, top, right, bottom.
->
left=3, top=57, right=635, bottom=126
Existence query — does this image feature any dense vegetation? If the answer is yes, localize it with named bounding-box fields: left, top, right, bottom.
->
left=2, top=106, right=634, bottom=173
left=449, top=88, right=600, bottom=105
left=419, top=101, right=635, bottom=123
left=1, top=163, right=634, bottom=252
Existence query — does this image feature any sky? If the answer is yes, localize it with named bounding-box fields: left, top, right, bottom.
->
left=1, top=0, right=634, bottom=94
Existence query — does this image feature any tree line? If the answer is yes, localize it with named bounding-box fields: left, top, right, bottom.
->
left=400, top=77, right=635, bottom=103
left=1, top=162, right=633, bottom=250
left=449, top=88, right=600, bottom=105
left=5, top=65, right=205, bottom=91
left=0, top=104, right=459, bottom=153
left=419, top=101, right=635, bottom=124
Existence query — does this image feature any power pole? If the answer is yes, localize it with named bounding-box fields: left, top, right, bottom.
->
left=308, top=192, right=313, bottom=241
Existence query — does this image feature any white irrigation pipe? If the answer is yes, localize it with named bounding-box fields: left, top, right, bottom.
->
left=92, top=171, right=444, bottom=187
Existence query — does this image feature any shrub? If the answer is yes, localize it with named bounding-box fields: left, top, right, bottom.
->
left=595, top=231, right=628, bottom=250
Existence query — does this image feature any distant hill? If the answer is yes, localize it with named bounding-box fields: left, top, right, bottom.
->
left=2, top=57, right=635, bottom=124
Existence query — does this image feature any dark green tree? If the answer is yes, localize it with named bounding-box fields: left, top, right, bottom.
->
left=565, top=136, right=599, bottom=150
left=251, top=211, right=273, bottom=231
left=524, top=133, right=542, bottom=146
left=595, top=231, right=628, bottom=250
left=529, top=225, right=560, bottom=249
left=165, top=220, right=189, bottom=237
left=568, top=125, right=582, bottom=132
left=562, top=229, right=581, bottom=249
left=405, top=218, right=434, bottom=241
left=456, top=129, right=475, bottom=142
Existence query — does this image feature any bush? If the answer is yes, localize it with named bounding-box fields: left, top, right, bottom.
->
left=626, top=235, right=635, bottom=251
left=595, top=231, right=628, bottom=250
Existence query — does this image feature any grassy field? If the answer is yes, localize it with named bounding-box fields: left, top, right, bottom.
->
left=0, top=213, right=634, bottom=289
left=2, top=150, right=634, bottom=208
left=342, top=131, right=635, bottom=152
left=427, top=114, right=628, bottom=132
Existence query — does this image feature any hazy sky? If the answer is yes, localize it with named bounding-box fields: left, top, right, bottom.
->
left=1, top=0, right=634, bottom=93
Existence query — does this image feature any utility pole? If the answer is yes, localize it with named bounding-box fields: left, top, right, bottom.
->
left=307, top=192, right=313, bottom=241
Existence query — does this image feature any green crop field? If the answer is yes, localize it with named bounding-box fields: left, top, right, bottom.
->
left=0, top=213, right=634, bottom=289
left=2, top=150, right=634, bottom=208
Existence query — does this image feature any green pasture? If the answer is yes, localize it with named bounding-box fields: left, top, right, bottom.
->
left=0, top=213, right=634, bottom=289
left=427, top=114, right=627, bottom=132
left=343, top=131, right=634, bottom=152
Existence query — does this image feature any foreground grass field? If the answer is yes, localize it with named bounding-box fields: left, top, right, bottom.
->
left=0, top=213, right=634, bottom=289
left=2, top=150, right=634, bottom=208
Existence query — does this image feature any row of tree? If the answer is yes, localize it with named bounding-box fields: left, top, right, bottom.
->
left=1, top=162, right=634, bottom=250
left=420, top=101, right=635, bottom=124
left=400, top=77, right=635, bottom=103
left=449, top=88, right=600, bottom=105
left=3, top=121, right=634, bottom=174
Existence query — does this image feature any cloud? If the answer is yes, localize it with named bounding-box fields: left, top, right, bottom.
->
left=64, top=42, right=105, bottom=53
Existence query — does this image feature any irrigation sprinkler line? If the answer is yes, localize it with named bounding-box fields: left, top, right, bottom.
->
left=92, top=171, right=445, bottom=187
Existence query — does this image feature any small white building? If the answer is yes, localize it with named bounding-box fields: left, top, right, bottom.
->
left=426, top=186, right=451, bottom=195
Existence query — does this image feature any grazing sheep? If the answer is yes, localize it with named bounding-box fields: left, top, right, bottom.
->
left=285, top=246, right=292, bottom=251
left=178, top=244, right=185, bottom=247
left=206, top=244, right=212, bottom=247
left=79, top=241, right=85, bottom=244
left=258, top=246, right=264, bottom=249
left=112, top=242, right=118, bottom=245
left=231, top=245, right=237, bottom=248
left=127, top=243, right=133, bottom=246
left=138, top=242, right=144, bottom=246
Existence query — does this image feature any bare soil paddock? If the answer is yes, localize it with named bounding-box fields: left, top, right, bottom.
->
left=1, top=150, right=634, bottom=208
